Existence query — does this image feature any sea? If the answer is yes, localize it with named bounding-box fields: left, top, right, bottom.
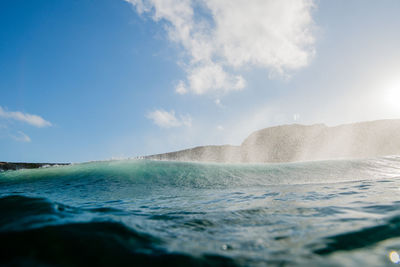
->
left=1, top=157, right=400, bottom=266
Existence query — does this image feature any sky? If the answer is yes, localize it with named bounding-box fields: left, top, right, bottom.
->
left=1, top=0, right=400, bottom=163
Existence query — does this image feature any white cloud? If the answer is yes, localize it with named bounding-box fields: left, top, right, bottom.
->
left=175, top=80, right=187, bottom=94
left=11, top=131, right=31, bottom=143
left=187, top=63, right=245, bottom=94
left=126, top=0, right=316, bottom=95
left=146, top=109, right=192, bottom=128
left=0, top=106, right=52, bottom=127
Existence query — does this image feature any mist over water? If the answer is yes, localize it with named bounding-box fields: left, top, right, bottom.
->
left=147, top=120, right=400, bottom=164
left=1, top=157, right=400, bottom=266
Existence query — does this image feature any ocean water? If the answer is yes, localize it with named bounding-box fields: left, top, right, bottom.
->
left=1, top=157, right=400, bottom=266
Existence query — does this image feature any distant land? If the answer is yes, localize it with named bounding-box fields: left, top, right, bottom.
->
left=145, top=119, right=400, bottom=163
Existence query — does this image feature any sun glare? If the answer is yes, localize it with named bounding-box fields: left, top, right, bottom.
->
left=383, top=80, right=400, bottom=113
left=390, top=251, right=400, bottom=264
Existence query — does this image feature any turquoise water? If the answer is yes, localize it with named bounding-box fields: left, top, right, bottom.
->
left=1, top=157, right=400, bottom=266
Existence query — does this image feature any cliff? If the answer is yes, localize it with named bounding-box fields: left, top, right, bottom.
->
left=145, top=119, right=400, bottom=163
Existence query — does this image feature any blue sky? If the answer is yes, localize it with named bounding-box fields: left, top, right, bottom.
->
left=1, top=0, right=400, bottom=163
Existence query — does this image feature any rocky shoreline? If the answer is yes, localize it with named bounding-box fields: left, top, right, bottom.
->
left=0, top=162, right=70, bottom=171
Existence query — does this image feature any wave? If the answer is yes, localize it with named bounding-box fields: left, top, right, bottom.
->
left=0, top=195, right=238, bottom=267
left=313, top=215, right=400, bottom=254
left=1, top=156, right=400, bottom=189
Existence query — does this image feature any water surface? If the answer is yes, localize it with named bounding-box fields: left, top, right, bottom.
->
left=1, top=157, right=400, bottom=266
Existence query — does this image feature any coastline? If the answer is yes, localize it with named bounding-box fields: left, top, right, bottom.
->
left=0, top=162, right=70, bottom=171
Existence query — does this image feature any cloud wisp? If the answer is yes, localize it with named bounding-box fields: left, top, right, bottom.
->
left=0, top=106, right=52, bottom=128
left=127, top=0, right=316, bottom=95
left=147, top=109, right=192, bottom=128
left=11, top=131, right=31, bottom=143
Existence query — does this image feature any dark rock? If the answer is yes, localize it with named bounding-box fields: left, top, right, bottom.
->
left=0, top=162, right=69, bottom=171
